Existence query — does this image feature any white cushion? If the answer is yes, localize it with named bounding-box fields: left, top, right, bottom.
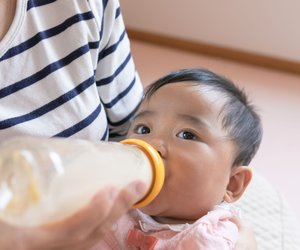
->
left=235, top=171, right=300, bottom=250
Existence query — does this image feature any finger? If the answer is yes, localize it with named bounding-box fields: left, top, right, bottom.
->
left=229, top=216, right=242, bottom=229
left=27, top=186, right=119, bottom=249
left=92, top=181, right=147, bottom=237
left=230, top=218, right=257, bottom=250
left=56, top=181, right=147, bottom=250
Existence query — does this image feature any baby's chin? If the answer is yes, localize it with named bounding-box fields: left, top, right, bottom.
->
left=139, top=207, right=197, bottom=224
left=139, top=205, right=184, bottom=221
left=138, top=204, right=159, bottom=216
left=138, top=199, right=168, bottom=217
left=139, top=203, right=206, bottom=224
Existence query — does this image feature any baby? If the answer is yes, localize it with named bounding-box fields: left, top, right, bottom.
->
left=93, top=68, right=263, bottom=249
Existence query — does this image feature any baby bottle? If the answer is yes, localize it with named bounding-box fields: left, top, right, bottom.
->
left=0, top=137, right=164, bottom=227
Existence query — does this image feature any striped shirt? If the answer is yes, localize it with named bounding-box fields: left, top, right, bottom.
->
left=0, top=0, right=143, bottom=143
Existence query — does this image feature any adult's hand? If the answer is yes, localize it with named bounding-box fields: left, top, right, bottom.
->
left=231, top=217, right=257, bottom=250
left=0, top=181, right=147, bottom=250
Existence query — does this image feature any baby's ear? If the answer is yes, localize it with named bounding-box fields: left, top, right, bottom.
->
left=223, top=166, right=252, bottom=203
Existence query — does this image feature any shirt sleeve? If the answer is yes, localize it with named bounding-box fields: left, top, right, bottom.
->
left=88, top=0, right=143, bottom=140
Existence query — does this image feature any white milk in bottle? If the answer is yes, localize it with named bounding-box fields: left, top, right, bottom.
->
left=0, top=137, right=164, bottom=227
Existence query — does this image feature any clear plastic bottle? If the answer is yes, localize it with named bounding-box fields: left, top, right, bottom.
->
left=0, top=137, right=164, bottom=227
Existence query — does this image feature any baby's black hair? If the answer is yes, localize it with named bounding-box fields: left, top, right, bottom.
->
left=144, top=68, right=263, bottom=166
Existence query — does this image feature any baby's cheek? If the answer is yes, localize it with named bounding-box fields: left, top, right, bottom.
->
left=139, top=190, right=166, bottom=215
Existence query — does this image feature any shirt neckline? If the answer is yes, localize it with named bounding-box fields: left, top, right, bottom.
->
left=0, top=0, right=27, bottom=57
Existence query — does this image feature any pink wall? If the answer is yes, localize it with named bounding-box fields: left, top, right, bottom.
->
left=120, top=0, right=300, bottom=62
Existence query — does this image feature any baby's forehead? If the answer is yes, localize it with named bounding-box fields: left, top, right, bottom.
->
left=148, top=82, right=228, bottom=107
left=143, top=82, right=229, bottom=120
left=153, top=81, right=227, bottom=95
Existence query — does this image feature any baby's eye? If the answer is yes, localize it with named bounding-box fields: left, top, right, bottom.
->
left=177, top=131, right=197, bottom=140
left=134, top=125, right=151, bottom=134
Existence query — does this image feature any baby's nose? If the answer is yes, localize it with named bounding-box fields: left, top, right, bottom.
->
left=148, top=138, right=167, bottom=158
left=157, top=150, right=163, bottom=157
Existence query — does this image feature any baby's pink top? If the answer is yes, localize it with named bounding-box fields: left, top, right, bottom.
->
left=91, top=203, right=239, bottom=250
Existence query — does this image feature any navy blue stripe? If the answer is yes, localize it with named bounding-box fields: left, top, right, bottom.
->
left=102, top=0, right=109, bottom=10
left=115, top=7, right=121, bottom=18
left=107, top=100, right=141, bottom=127
left=53, top=104, right=102, bottom=137
left=27, top=0, right=57, bottom=10
left=0, top=44, right=92, bottom=98
left=96, top=52, right=132, bottom=86
left=100, top=125, right=109, bottom=141
left=89, top=41, right=100, bottom=49
left=0, top=76, right=95, bottom=130
left=103, top=76, right=136, bottom=109
left=0, top=12, right=94, bottom=61
left=98, top=30, right=126, bottom=61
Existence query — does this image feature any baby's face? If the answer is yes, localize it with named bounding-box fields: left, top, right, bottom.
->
left=127, top=82, right=236, bottom=222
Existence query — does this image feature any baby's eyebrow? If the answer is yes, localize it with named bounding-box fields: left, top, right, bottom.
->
left=132, top=110, right=155, bottom=120
left=177, top=114, right=210, bottom=129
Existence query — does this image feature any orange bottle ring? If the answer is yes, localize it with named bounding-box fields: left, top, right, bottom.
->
left=121, top=139, right=165, bottom=208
